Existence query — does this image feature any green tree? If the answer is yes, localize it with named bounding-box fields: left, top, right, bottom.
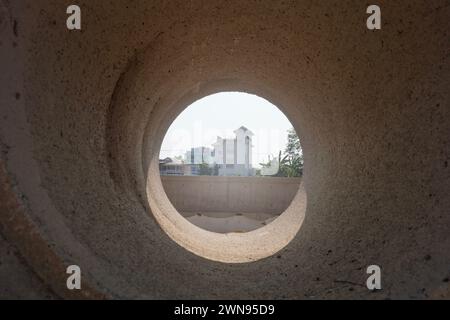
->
left=212, top=164, right=219, bottom=176
left=285, top=128, right=302, bottom=159
left=198, top=162, right=212, bottom=175
left=278, top=128, right=303, bottom=177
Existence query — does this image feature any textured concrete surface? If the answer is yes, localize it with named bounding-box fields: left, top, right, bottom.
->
left=0, top=233, right=56, bottom=300
left=186, top=213, right=279, bottom=233
left=161, top=176, right=301, bottom=215
left=0, top=0, right=449, bottom=299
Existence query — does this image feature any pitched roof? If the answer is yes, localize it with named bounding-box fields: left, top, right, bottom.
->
left=234, top=126, right=254, bottom=136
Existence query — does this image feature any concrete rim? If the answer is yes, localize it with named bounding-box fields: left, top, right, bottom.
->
left=107, top=49, right=308, bottom=262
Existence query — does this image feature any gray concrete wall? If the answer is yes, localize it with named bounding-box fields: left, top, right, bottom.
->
left=161, top=176, right=301, bottom=215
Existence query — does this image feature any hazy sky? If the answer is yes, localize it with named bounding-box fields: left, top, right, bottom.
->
left=160, top=92, right=294, bottom=168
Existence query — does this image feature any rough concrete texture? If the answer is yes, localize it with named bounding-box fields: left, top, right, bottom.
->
left=0, top=0, right=449, bottom=299
left=186, top=213, right=279, bottom=233
left=0, top=233, right=56, bottom=300
left=161, top=176, right=301, bottom=215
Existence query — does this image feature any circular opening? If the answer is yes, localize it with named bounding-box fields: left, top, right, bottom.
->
left=159, top=92, right=302, bottom=233
left=145, top=90, right=307, bottom=263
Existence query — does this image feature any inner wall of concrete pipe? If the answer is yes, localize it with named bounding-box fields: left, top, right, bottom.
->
left=107, top=34, right=308, bottom=263
left=0, top=1, right=449, bottom=299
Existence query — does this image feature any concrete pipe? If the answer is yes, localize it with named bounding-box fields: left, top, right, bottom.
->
left=0, top=1, right=449, bottom=299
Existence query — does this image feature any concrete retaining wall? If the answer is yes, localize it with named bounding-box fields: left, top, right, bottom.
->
left=161, top=176, right=301, bottom=215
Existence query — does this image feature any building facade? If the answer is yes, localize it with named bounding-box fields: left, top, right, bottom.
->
left=159, top=157, right=185, bottom=175
left=212, top=126, right=254, bottom=176
left=183, top=146, right=213, bottom=175
left=161, top=127, right=255, bottom=176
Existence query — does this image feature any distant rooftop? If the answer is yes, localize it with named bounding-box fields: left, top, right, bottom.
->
left=235, top=126, right=254, bottom=135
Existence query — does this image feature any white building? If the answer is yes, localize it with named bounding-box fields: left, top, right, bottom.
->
left=184, top=146, right=213, bottom=176
left=212, top=126, right=254, bottom=176
left=184, top=146, right=213, bottom=165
